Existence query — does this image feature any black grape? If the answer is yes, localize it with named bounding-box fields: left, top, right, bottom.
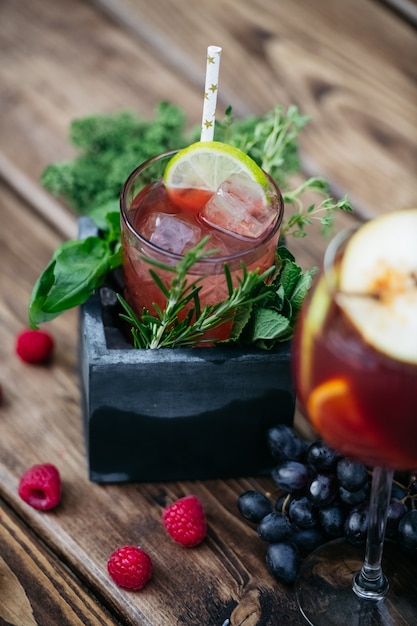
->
left=272, top=461, right=309, bottom=493
left=257, top=512, right=293, bottom=543
left=398, top=510, right=417, bottom=556
left=337, top=457, right=369, bottom=492
left=267, top=424, right=306, bottom=462
left=385, top=498, right=408, bottom=539
left=291, top=526, right=328, bottom=553
left=319, top=504, right=346, bottom=537
left=307, top=473, right=338, bottom=507
left=339, top=485, right=368, bottom=507
left=345, top=502, right=369, bottom=546
left=237, top=491, right=272, bottom=523
left=288, top=496, right=318, bottom=529
left=390, top=483, right=407, bottom=500
left=266, top=542, right=300, bottom=584
left=307, top=440, right=340, bottom=472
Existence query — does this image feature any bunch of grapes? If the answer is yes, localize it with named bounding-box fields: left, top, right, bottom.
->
left=237, top=425, right=417, bottom=585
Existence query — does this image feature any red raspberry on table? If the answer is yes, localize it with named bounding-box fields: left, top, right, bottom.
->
left=107, top=546, right=153, bottom=590
left=18, top=463, right=61, bottom=510
left=162, top=495, right=206, bottom=547
left=15, top=329, right=54, bottom=364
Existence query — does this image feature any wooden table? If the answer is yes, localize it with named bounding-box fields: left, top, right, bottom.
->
left=0, top=1, right=416, bottom=624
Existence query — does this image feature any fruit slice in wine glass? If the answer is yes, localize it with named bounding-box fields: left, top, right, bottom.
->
left=337, top=209, right=417, bottom=365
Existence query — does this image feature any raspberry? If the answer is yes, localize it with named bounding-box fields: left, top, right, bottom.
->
left=162, top=495, right=206, bottom=547
left=16, top=329, right=54, bottom=364
left=107, top=546, right=153, bottom=590
left=18, top=463, right=61, bottom=510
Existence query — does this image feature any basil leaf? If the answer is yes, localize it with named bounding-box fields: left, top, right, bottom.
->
left=29, top=237, right=112, bottom=328
left=28, top=260, right=58, bottom=328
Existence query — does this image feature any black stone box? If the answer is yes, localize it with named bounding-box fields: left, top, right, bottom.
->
left=78, top=218, right=295, bottom=483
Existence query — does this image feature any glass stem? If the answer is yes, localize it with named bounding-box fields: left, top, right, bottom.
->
left=353, top=466, right=393, bottom=600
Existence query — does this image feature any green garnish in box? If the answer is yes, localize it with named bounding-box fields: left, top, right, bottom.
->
left=29, top=102, right=352, bottom=348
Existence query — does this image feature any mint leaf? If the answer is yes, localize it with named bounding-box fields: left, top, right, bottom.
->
left=251, top=308, right=291, bottom=341
left=280, top=259, right=302, bottom=299
left=233, top=246, right=316, bottom=347
left=291, top=269, right=316, bottom=310
left=230, top=301, right=253, bottom=340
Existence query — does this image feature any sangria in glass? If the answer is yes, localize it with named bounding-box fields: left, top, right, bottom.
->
left=292, top=209, right=417, bottom=625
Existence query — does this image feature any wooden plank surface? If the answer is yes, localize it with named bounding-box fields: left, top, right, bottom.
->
left=94, top=0, right=417, bottom=219
left=0, top=0, right=202, bottom=233
left=0, top=0, right=416, bottom=624
left=0, top=498, right=119, bottom=626
left=0, top=0, right=416, bottom=227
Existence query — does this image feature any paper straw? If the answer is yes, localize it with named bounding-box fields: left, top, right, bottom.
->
left=200, top=45, right=222, bottom=141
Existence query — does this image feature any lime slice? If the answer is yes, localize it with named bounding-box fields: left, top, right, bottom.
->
left=164, top=141, right=268, bottom=194
left=338, top=209, right=417, bottom=365
left=164, top=141, right=273, bottom=236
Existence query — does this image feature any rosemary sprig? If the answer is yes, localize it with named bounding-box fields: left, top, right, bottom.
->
left=118, top=237, right=275, bottom=349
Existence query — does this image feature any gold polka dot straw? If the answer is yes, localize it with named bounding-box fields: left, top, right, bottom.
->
left=201, top=45, right=222, bottom=141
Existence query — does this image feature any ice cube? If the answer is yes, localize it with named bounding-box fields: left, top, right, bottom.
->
left=201, top=174, right=275, bottom=239
left=143, top=213, right=201, bottom=254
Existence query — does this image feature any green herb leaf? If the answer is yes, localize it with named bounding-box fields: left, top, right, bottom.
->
left=29, top=237, right=112, bottom=328
left=251, top=308, right=291, bottom=341
left=41, top=103, right=187, bottom=213
left=29, top=200, right=121, bottom=328
left=290, top=268, right=316, bottom=310
left=234, top=246, right=317, bottom=348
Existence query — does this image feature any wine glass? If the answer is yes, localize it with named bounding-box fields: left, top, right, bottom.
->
left=292, top=213, right=417, bottom=625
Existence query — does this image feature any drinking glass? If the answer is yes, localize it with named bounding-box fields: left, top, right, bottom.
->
left=292, top=226, right=417, bottom=625
left=120, top=151, right=284, bottom=342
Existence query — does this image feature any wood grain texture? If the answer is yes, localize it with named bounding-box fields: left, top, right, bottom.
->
left=0, top=499, right=119, bottom=626
left=0, top=0, right=415, bottom=225
left=95, top=0, right=417, bottom=218
left=0, top=0, right=416, bottom=623
left=0, top=0, right=202, bottom=194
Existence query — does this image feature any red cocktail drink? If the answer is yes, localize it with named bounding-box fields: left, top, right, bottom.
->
left=120, top=150, right=284, bottom=342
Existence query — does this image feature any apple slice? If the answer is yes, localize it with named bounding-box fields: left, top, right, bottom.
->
left=338, top=209, right=417, bottom=365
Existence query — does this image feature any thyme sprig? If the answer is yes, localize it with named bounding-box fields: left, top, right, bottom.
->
left=282, top=189, right=353, bottom=238
left=214, top=106, right=353, bottom=239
